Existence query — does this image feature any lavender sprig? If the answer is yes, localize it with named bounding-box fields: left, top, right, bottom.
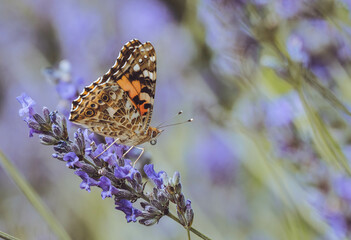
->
left=17, top=93, right=210, bottom=240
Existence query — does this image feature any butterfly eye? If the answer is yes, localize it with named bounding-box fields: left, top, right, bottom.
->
left=150, top=139, right=157, bottom=145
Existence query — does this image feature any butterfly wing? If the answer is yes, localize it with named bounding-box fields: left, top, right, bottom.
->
left=113, top=40, right=156, bottom=131
left=69, top=39, right=157, bottom=143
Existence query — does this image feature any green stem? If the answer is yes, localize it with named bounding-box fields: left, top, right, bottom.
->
left=187, top=228, right=191, bottom=240
left=166, top=212, right=212, bottom=240
left=0, top=150, right=71, bottom=240
left=0, top=230, right=20, bottom=240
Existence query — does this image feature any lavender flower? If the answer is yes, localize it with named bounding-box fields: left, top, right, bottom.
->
left=18, top=93, right=205, bottom=239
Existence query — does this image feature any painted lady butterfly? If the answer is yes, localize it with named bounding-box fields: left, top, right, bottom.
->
left=69, top=39, right=162, bottom=153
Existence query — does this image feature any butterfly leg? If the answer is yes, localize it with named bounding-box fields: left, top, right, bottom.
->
left=132, top=147, right=144, bottom=168
left=94, top=138, right=120, bottom=159
left=122, top=146, right=134, bottom=159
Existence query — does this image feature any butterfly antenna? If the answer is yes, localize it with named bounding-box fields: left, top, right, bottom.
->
left=158, top=119, right=193, bottom=129
left=156, top=111, right=183, bottom=128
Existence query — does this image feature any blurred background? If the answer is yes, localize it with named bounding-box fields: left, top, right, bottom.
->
left=2, top=0, right=351, bottom=239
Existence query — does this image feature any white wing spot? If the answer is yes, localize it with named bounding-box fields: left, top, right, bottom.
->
left=144, top=55, right=147, bottom=59
left=150, top=56, right=156, bottom=62
left=149, top=72, right=155, bottom=80
left=143, top=70, right=149, bottom=77
left=133, top=64, right=140, bottom=72
left=139, top=58, right=143, bottom=63
left=107, top=107, right=116, bottom=117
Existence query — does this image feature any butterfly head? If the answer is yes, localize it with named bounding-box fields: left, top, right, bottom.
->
left=147, top=127, right=163, bottom=145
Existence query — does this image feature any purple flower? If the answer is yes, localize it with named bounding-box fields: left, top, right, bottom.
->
left=105, top=137, right=129, bottom=159
left=325, top=212, right=348, bottom=239
left=75, top=170, right=99, bottom=192
left=190, top=131, right=238, bottom=186
left=93, top=144, right=118, bottom=166
left=63, top=152, right=81, bottom=168
left=275, top=0, right=305, bottom=19
left=83, top=129, right=95, bottom=155
left=265, top=95, right=299, bottom=127
left=333, top=176, right=351, bottom=203
left=114, top=159, right=138, bottom=181
left=98, top=176, right=119, bottom=199
left=144, top=164, right=165, bottom=189
left=56, top=81, right=77, bottom=101
left=287, top=34, right=309, bottom=64
left=115, top=199, right=142, bottom=223
left=17, top=92, right=36, bottom=119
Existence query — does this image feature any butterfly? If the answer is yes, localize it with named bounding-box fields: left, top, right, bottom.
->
left=69, top=39, right=162, bottom=160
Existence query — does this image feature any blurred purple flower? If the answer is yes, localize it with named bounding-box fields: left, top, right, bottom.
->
left=115, top=199, right=142, bottom=223
left=144, top=164, right=165, bottom=189
left=325, top=212, right=348, bottom=239
left=17, top=92, right=36, bottom=119
left=333, top=176, right=351, bottom=202
left=275, top=0, right=305, bottom=19
left=287, top=34, right=309, bottom=64
left=286, top=19, right=351, bottom=69
left=191, top=131, right=238, bottom=186
left=75, top=170, right=99, bottom=192
left=56, top=81, right=77, bottom=101
left=116, top=0, right=171, bottom=40
left=265, top=97, right=295, bottom=127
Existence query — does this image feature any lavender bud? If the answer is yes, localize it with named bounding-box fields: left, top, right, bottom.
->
left=50, top=111, right=57, bottom=123
left=139, top=218, right=158, bottom=226
left=151, top=200, right=164, bottom=211
left=186, top=208, right=194, bottom=227
left=81, top=164, right=97, bottom=174
left=61, top=116, right=68, bottom=139
left=157, top=192, right=168, bottom=206
left=28, top=121, right=42, bottom=131
left=143, top=204, right=159, bottom=214
left=172, top=171, right=180, bottom=185
left=175, top=183, right=182, bottom=195
left=71, top=144, right=80, bottom=156
left=115, top=190, right=135, bottom=200
left=177, top=210, right=187, bottom=226
left=74, top=131, right=85, bottom=154
left=33, top=113, right=46, bottom=125
left=42, top=107, right=50, bottom=123
left=177, top=194, right=186, bottom=211
left=40, top=135, right=59, bottom=145
left=53, top=140, right=71, bottom=153
left=52, top=125, right=62, bottom=137
left=92, top=157, right=103, bottom=167
left=134, top=172, right=142, bottom=185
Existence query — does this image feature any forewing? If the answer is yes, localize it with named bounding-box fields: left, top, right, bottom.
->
left=113, top=41, right=156, bottom=131
left=69, top=39, right=156, bottom=138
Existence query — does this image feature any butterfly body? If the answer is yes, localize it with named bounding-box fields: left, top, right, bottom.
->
left=69, top=39, right=161, bottom=146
